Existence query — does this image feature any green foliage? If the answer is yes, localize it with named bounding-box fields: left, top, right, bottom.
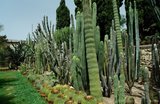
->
left=0, top=35, right=8, bottom=52
left=0, top=35, right=8, bottom=66
left=7, top=42, right=27, bottom=69
left=19, top=63, right=27, bottom=73
left=74, top=0, right=123, bottom=40
left=56, top=0, right=70, bottom=29
left=54, top=27, right=70, bottom=47
left=148, top=0, right=160, bottom=22
left=125, top=0, right=160, bottom=42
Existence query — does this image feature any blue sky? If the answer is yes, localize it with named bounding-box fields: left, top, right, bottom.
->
left=0, top=0, right=75, bottom=40
left=0, top=0, right=125, bottom=40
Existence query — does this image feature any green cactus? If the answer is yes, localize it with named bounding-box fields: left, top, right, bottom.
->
left=83, top=0, right=102, bottom=101
left=114, top=74, right=119, bottom=104
left=80, top=12, right=89, bottom=93
left=128, top=2, right=134, bottom=46
left=112, top=0, right=125, bottom=103
left=112, top=0, right=123, bottom=56
left=151, top=43, right=160, bottom=88
left=142, top=67, right=150, bottom=104
left=71, top=55, right=84, bottom=90
left=113, top=73, right=125, bottom=104
left=123, top=1, right=140, bottom=95
left=134, top=1, right=140, bottom=80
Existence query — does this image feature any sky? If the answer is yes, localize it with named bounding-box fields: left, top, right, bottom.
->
left=0, top=0, right=125, bottom=40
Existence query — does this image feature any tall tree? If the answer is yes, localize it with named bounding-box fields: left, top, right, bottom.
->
left=125, top=0, right=160, bottom=42
left=0, top=35, right=7, bottom=51
left=56, top=0, right=70, bottom=29
left=74, top=0, right=123, bottom=40
left=0, top=35, right=8, bottom=66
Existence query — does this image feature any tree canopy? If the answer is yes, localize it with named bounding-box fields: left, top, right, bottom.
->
left=125, top=0, right=160, bottom=42
left=56, top=0, right=70, bottom=29
left=0, top=35, right=8, bottom=51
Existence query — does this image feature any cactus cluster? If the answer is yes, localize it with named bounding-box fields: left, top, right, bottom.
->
left=71, top=0, right=103, bottom=101
left=19, top=0, right=160, bottom=103
left=123, top=1, right=140, bottom=95
left=25, top=16, right=72, bottom=84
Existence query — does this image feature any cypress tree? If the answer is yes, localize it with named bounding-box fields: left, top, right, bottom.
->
left=56, top=0, right=70, bottom=29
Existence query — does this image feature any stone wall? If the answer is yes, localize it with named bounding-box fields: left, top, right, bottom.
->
left=140, top=47, right=152, bottom=70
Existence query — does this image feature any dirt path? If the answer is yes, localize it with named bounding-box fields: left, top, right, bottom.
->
left=0, top=71, right=47, bottom=104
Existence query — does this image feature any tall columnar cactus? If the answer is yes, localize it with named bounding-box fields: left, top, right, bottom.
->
left=123, top=1, right=140, bottom=95
left=35, top=43, right=43, bottom=74
left=142, top=67, right=150, bottom=104
left=92, top=2, right=100, bottom=55
left=114, top=73, right=125, bottom=104
left=112, top=0, right=123, bottom=57
left=134, top=1, right=140, bottom=80
left=128, top=2, right=134, bottom=46
left=79, top=12, right=89, bottom=93
left=114, top=74, right=119, bottom=104
left=151, top=43, right=160, bottom=88
left=71, top=11, right=86, bottom=91
left=112, top=0, right=125, bottom=103
left=83, top=0, right=102, bottom=101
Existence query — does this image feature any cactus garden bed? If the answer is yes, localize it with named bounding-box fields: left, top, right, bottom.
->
left=25, top=70, right=104, bottom=104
